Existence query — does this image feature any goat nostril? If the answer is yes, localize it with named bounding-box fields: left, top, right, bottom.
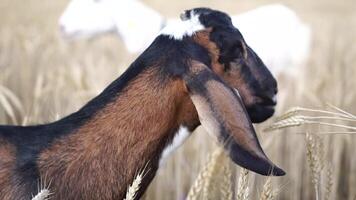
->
left=274, top=87, right=278, bottom=95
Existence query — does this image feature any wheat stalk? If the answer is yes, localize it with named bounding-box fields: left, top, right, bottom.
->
left=31, top=189, right=51, bottom=200
left=32, top=174, right=52, bottom=200
left=326, top=103, right=356, bottom=119
left=275, top=107, right=305, bottom=121
left=265, top=106, right=356, bottom=133
left=0, top=85, right=22, bottom=124
left=202, top=148, right=225, bottom=200
left=323, top=163, right=333, bottom=200
left=260, top=178, right=274, bottom=200
left=305, top=132, right=324, bottom=200
left=219, top=160, right=233, bottom=200
left=270, top=106, right=338, bottom=200
left=278, top=106, right=355, bottom=120
left=236, top=168, right=249, bottom=200
left=124, top=166, right=148, bottom=200
left=186, top=148, right=224, bottom=200
left=264, top=115, right=307, bottom=131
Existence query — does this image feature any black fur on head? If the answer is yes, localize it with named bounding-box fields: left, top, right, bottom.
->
left=182, top=7, right=278, bottom=123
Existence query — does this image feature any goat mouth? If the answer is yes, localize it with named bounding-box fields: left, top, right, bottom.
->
left=257, top=100, right=276, bottom=112
left=262, top=105, right=275, bottom=110
left=247, top=103, right=275, bottom=123
left=260, top=97, right=277, bottom=106
left=253, top=96, right=277, bottom=111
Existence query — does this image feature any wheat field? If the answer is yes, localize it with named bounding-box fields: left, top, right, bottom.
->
left=0, top=0, right=355, bottom=199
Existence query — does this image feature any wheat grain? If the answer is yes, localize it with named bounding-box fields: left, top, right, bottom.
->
left=264, top=115, right=307, bottom=131
left=323, top=163, right=333, bottom=200
left=260, top=178, right=274, bottom=200
left=305, top=132, right=324, bottom=200
left=275, top=107, right=304, bottom=121
left=31, top=189, right=51, bottom=200
left=266, top=107, right=356, bottom=132
left=219, top=159, right=233, bottom=200
left=236, top=168, right=249, bottom=200
left=202, top=148, right=225, bottom=200
left=124, top=167, right=148, bottom=200
left=31, top=174, right=53, bottom=200
left=186, top=148, right=224, bottom=200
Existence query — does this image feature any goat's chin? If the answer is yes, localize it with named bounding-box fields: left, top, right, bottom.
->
left=247, top=104, right=275, bottom=123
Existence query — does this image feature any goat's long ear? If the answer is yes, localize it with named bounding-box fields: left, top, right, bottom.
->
left=183, top=60, right=285, bottom=176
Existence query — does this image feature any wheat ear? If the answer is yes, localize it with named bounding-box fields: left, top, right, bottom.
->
left=186, top=148, right=224, bottom=200
left=236, top=168, right=249, bottom=200
left=31, top=189, right=51, bottom=200
left=220, top=159, right=233, bottom=200
left=124, top=166, right=148, bottom=200
left=323, top=163, right=333, bottom=200
left=305, top=132, right=324, bottom=200
left=260, top=178, right=274, bottom=200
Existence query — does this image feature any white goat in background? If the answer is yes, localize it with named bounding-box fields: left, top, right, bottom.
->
left=59, top=0, right=311, bottom=77
left=232, top=5, right=311, bottom=77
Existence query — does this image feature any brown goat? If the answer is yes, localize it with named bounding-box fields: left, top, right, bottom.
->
left=0, top=8, right=284, bottom=200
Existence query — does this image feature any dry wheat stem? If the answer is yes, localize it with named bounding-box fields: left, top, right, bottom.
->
left=303, top=106, right=354, bottom=119
left=323, top=163, right=333, bottom=200
left=31, top=189, right=51, bottom=200
left=302, top=116, right=356, bottom=122
left=202, top=148, right=225, bottom=200
left=32, top=173, right=53, bottom=200
left=236, top=168, right=249, bottom=200
left=265, top=115, right=356, bottom=132
left=124, top=165, right=149, bottom=200
left=326, top=103, right=356, bottom=119
left=0, top=88, right=18, bottom=124
left=314, top=131, right=356, bottom=135
left=186, top=148, right=224, bottom=200
left=260, top=178, right=274, bottom=200
left=305, top=133, right=324, bottom=200
left=220, top=161, right=233, bottom=200
left=312, top=121, right=356, bottom=130
left=276, top=107, right=353, bottom=121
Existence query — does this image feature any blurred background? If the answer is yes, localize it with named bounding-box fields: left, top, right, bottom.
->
left=0, top=0, right=355, bottom=199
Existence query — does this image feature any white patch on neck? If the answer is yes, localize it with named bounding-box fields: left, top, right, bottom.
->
left=159, top=11, right=205, bottom=40
left=159, top=126, right=191, bottom=166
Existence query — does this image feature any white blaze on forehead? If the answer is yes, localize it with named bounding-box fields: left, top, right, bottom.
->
left=159, top=126, right=191, bottom=166
left=160, top=11, right=205, bottom=40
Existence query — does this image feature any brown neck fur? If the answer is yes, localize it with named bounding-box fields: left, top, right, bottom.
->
left=193, top=30, right=224, bottom=75
left=36, top=67, right=197, bottom=200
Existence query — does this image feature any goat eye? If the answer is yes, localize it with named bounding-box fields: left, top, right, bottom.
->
left=232, top=43, right=244, bottom=58
left=231, top=58, right=244, bottom=70
left=235, top=49, right=243, bottom=59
